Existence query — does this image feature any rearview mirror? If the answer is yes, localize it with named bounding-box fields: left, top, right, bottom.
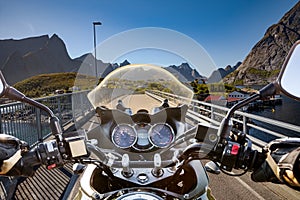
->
left=277, top=40, right=300, bottom=100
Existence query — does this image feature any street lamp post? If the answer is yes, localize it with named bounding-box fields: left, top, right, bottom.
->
left=93, top=21, right=102, bottom=79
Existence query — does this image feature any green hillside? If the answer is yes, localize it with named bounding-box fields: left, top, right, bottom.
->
left=13, top=72, right=96, bottom=97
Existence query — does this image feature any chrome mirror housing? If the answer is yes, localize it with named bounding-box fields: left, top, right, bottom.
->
left=277, top=40, right=300, bottom=101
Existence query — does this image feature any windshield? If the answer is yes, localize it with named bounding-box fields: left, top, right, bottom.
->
left=88, top=64, right=193, bottom=113
left=71, top=27, right=224, bottom=166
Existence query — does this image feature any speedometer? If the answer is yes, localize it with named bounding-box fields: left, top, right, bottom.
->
left=112, top=124, right=137, bottom=148
left=149, top=124, right=174, bottom=148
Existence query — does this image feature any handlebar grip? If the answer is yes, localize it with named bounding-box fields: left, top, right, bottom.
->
left=35, top=140, right=64, bottom=169
left=251, top=160, right=279, bottom=183
left=10, top=139, right=66, bottom=176
left=22, top=149, right=41, bottom=167
left=6, top=149, right=40, bottom=177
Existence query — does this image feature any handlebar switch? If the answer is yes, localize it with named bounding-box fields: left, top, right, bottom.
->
left=36, top=140, right=63, bottom=169
left=220, top=141, right=240, bottom=171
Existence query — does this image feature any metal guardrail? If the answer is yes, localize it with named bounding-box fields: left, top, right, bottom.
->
left=0, top=90, right=93, bottom=146
left=147, top=90, right=300, bottom=147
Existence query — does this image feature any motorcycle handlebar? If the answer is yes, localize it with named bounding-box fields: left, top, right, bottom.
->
left=14, top=130, right=89, bottom=176
left=178, top=136, right=265, bottom=175
left=14, top=127, right=268, bottom=182
left=19, top=133, right=264, bottom=176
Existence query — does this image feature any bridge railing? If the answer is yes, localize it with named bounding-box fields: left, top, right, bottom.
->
left=147, top=90, right=300, bottom=147
left=0, top=90, right=93, bottom=146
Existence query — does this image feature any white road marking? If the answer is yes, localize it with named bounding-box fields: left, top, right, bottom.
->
left=87, top=119, right=97, bottom=131
left=235, top=177, right=265, bottom=200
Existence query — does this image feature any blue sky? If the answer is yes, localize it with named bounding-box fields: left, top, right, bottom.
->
left=0, top=0, right=299, bottom=76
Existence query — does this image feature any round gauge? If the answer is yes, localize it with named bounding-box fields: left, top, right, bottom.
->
left=149, top=124, right=175, bottom=148
left=111, top=124, right=137, bottom=148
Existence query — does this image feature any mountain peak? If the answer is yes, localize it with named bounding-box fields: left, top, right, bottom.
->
left=166, top=62, right=202, bottom=81
left=0, top=34, right=77, bottom=84
left=120, top=59, right=131, bottom=67
left=50, top=33, right=59, bottom=39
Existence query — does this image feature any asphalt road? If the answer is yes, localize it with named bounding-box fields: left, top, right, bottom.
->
left=208, top=169, right=300, bottom=200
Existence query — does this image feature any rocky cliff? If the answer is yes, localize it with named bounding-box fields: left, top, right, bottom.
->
left=225, top=1, right=300, bottom=85
left=100, top=61, right=203, bottom=82
left=0, top=35, right=202, bottom=84
left=0, top=34, right=78, bottom=84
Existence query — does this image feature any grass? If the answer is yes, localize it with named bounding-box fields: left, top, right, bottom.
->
left=13, top=72, right=96, bottom=97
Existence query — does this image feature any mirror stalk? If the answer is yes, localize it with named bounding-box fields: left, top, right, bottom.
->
left=218, top=82, right=277, bottom=143
left=218, top=93, right=260, bottom=144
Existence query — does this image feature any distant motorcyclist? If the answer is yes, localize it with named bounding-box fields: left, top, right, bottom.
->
left=160, top=99, right=170, bottom=108
left=116, top=99, right=132, bottom=114
left=116, top=99, right=127, bottom=111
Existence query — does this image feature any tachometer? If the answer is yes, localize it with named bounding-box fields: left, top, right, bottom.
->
left=149, top=124, right=174, bottom=148
left=112, top=124, right=137, bottom=148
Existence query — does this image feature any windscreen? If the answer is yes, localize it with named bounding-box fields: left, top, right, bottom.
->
left=87, top=64, right=193, bottom=112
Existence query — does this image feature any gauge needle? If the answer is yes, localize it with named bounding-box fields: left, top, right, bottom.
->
left=154, top=130, right=162, bottom=138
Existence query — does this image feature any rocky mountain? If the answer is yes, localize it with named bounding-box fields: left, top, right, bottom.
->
left=0, top=34, right=79, bottom=84
left=208, top=62, right=241, bottom=83
left=166, top=63, right=203, bottom=82
left=0, top=35, right=117, bottom=84
left=74, top=53, right=111, bottom=78
left=0, top=34, right=202, bottom=84
left=120, top=60, right=130, bottom=67
left=100, top=59, right=130, bottom=78
left=100, top=61, right=203, bottom=82
left=224, top=1, right=300, bottom=85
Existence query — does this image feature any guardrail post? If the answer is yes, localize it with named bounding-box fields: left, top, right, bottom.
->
left=192, top=102, right=199, bottom=124
left=56, top=96, right=62, bottom=122
left=194, top=102, right=199, bottom=113
left=243, top=115, right=248, bottom=134
left=211, top=107, right=215, bottom=121
left=81, top=93, right=85, bottom=117
left=36, top=108, right=42, bottom=141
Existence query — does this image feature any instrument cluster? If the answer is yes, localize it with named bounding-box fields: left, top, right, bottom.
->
left=111, top=123, right=175, bottom=151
